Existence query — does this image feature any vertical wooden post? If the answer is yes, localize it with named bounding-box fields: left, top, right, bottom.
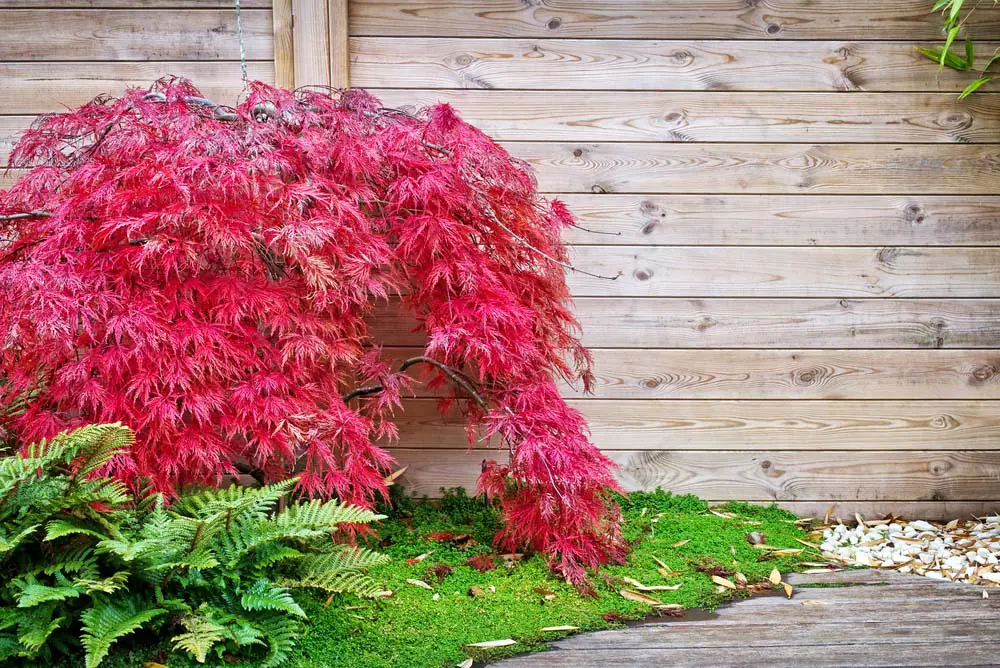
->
left=272, top=0, right=295, bottom=89
left=272, top=0, right=350, bottom=90
left=329, top=0, right=350, bottom=88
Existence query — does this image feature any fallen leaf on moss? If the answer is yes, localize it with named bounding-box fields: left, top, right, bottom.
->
left=540, top=625, right=579, bottom=632
left=405, top=551, right=433, bottom=566
left=466, top=639, right=516, bottom=648
left=672, top=539, right=691, bottom=548
left=468, top=586, right=484, bottom=597
left=619, top=589, right=662, bottom=605
left=406, top=578, right=433, bottom=590
left=769, top=568, right=782, bottom=585
left=711, top=575, right=737, bottom=590
left=457, top=659, right=474, bottom=668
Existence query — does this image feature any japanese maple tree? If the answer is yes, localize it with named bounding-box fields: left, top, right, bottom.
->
left=0, top=79, right=625, bottom=583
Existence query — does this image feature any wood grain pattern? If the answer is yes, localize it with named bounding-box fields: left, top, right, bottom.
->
left=370, top=298, right=1000, bottom=348
left=389, top=399, right=1000, bottom=451
left=0, top=62, right=272, bottom=116
left=387, top=448, right=1000, bottom=501
left=0, top=9, right=273, bottom=61
left=329, top=0, right=350, bottom=87
left=350, top=39, right=994, bottom=92
left=553, top=195, right=1000, bottom=246
left=292, top=0, right=330, bottom=86
left=372, top=90, right=1000, bottom=143
left=502, top=143, right=1000, bottom=195
left=272, top=0, right=295, bottom=89
left=350, top=1, right=1000, bottom=40
left=382, top=348, right=1000, bottom=399
left=0, top=1, right=271, bottom=6
left=564, top=247, right=1000, bottom=298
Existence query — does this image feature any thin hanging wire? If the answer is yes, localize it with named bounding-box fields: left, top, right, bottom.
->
left=234, top=0, right=249, bottom=82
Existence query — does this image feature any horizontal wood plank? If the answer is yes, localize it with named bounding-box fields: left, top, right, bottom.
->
left=554, top=195, right=1000, bottom=246
left=373, top=91, right=1000, bottom=143
left=0, top=1, right=271, bottom=6
left=0, top=9, right=273, bottom=61
left=0, top=62, right=272, bottom=117
left=564, top=247, right=1000, bottom=298
left=388, top=448, right=1000, bottom=501
left=371, top=298, right=1000, bottom=348
left=350, top=1, right=1000, bottom=40
left=385, top=348, right=1000, bottom=399
left=390, top=399, right=1000, bottom=451
left=502, top=143, right=1000, bottom=195
left=350, top=39, right=994, bottom=92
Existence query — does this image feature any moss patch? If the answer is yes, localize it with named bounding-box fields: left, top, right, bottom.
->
left=92, top=490, right=807, bottom=668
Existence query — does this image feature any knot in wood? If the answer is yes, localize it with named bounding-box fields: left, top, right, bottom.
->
left=928, top=459, right=953, bottom=476
left=546, top=17, right=562, bottom=30
left=669, top=50, right=694, bottom=65
left=939, top=110, right=973, bottom=130
left=930, top=414, right=958, bottom=430
left=792, top=367, right=820, bottom=386
left=633, top=269, right=652, bottom=281
left=453, top=53, right=474, bottom=67
left=971, top=363, right=998, bottom=384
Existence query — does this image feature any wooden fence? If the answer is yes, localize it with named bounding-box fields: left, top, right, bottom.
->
left=2, top=0, right=999, bottom=518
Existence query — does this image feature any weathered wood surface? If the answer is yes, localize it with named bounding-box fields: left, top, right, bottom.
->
left=1, top=1, right=271, bottom=6
left=503, top=143, right=1000, bottom=195
left=371, top=298, right=1000, bottom=348
left=496, top=570, right=1000, bottom=667
left=564, top=247, right=1000, bottom=298
left=389, top=447, right=1000, bottom=500
left=350, top=39, right=997, bottom=92
left=553, top=195, right=1000, bottom=246
left=373, top=91, right=1000, bottom=143
left=0, top=9, right=273, bottom=61
left=350, top=1, right=1000, bottom=40
left=384, top=348, right=1000, bottom=399
left=390, top=399, right=1000, bottom=451
left=0, top=63, right=270, bottom=115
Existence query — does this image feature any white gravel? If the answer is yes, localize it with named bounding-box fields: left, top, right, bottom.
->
left=819, top=516, right=1000, bottom=585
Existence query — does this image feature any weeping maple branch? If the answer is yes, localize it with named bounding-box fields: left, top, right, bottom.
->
left=342, top=356, right=488, bottom=410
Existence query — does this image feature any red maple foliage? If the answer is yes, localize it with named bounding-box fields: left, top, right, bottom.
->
left=0, top=79, right=626, bottom=583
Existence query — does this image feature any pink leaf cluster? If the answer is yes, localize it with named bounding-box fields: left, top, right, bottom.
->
left=0, top=79, right=625, bottom=583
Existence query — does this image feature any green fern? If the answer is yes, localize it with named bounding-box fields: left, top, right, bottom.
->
left=171, top=611, right=226, bottom=663
left=80, top=598, right=166, bottom=668
left=0, top=424, right=389, bottom=667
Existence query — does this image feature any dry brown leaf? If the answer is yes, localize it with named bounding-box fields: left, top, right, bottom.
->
left=622, top=576, right=646, bottom=588
left=655, top=603, right=683, bottom=610
left=657, top=568, right=671, bottom=579
left=801, top=599, right=830, bottom=606
left=710, top=510, right=738, bottom=519
left=734, top=572, right=748, bottom=586
left=782, top=582, right=794, bottom=599
left=540, top=625, right=579, bottom=632
left=711, top=575, right=737, bottom=590
left=672, top=539, right=691, bottom=548
left=619, top=589, right=663, bottom=605
left=768, top=568, right=782, bottom=585
left=406, top=578, right=433, bottom=590
left=468, top=586, right=485, bottom=597
left=637, top=584, right=682, bottom=591
left=794, top=538, right=821, bottom=550
left=404, top=551, right=434, bottom=566
left=855, top=512, right=866, bottom=527
left=372, top=590, right=394, bottom=598
left=457, top=660, right=474, bottom=668
left=652, top=556, right=671, bottom=569
left=466, top=639, right=517, bottom=648
left=383, top=466, right=408, bottom=486
left=824, top=504, right=837, bottom=525
left=143, top=664, right=169, bottom=668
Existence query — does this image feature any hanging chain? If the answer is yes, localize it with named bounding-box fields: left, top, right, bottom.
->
left=234, top=0, right=249, bottom=82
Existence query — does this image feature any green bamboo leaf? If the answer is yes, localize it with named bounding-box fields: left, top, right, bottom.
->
left=982, top=50, right=1000, bottom=73
left=959, top=77, right=992, bottom=99
left=942, top=25, right=962, bottom=69
left=949, top=0, right=964, bottom=24
left=917, top=46, right=969, bottom=71
left=933, top=0, right=951, bottom=10
left=966, top=37, right=974, bottom=68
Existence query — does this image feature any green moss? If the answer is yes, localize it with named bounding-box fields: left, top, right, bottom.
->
left=93, top=489, right=808, bottom=668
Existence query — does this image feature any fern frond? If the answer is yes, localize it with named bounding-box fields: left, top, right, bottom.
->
left=300, top=546, right=391, bottom=575
left=171, top=612, right=226, bottom=663
left=13, top=575, right=82, bottom=608
left=73, top=571, right=130, bottom=594
left=275, top=498, right=385, bottom=530
left=17, top=604, right=65, bottom=653
left=45, top=517, right=109, bottom=542
left=0, top=523, right=40, bottom=556
left=283, top=570, right=386, bottom=598
left=252, top=542, right=304, bottom=569
left=80, top=598, right=165, bottom=668
left=256, top=613, right=301, bottom=668
left=239, top=580, right=304, bottom=618
left=175, top=479, right=295, bottom=521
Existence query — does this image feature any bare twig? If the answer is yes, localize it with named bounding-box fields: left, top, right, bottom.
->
left=0, top=210, right=52, bottom=222
left=342, top=355, right=488, bottom=410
